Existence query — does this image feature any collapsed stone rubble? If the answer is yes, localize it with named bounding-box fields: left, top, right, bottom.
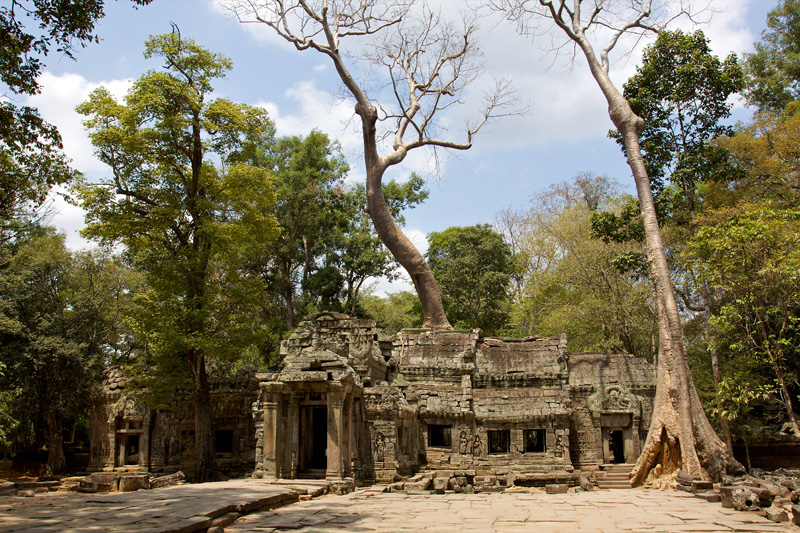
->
left=675, top=467, right=800, bottom=525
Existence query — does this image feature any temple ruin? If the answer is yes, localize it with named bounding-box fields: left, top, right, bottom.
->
left=89, top=312, right=657, bottom=486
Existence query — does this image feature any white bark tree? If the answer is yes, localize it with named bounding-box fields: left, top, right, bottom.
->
left=493, top=0, right=744, bottom=485
left=223, top=0, right=517, bottom=329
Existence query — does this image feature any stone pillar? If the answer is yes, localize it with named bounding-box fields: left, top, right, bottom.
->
left=342, top=394, right=353, bottom=477
left=326, top=386, right=344, bottom=480
left=290, top=394, right=300, bottom=478
left=261, top=390, right=280, bottom=479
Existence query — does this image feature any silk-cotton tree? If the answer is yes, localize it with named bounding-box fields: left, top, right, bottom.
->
left=224, top=0, right=517, bottom=329
left=493, top=0, right=744, bottom=485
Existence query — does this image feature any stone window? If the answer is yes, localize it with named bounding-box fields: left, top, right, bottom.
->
left=428, top=424, right=452, bottom=448
left=523, top=429, right=546, bottom=453
left=488, top=430, right=510, bottom=454
left=215, top=429, right=234, bottom=454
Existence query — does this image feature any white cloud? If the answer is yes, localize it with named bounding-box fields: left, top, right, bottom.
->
left=45, top=186, right=92, bottom=251
left=26, top=72, right=133, bottom=179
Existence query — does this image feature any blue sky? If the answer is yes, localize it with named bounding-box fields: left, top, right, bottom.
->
left=25, top=0, right=775, bottom=292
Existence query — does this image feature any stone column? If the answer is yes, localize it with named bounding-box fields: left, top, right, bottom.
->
left=261, top=389, right=280, bottom=479
left=342, top=394, right=353, bottom=477
left=326, top=386, right=344, bottom=480
left=290, top=393, right=300, bottom=478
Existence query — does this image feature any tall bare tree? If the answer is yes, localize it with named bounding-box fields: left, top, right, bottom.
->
left=223, top=0, right=516, bottom=329
left=493, top=0, right=743, bottom=485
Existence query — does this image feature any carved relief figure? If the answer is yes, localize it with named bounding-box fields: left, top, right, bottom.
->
left=375, top=436, right=386, bottom=463
left=472, top=434, right=482, bottom=457
left=459, top=431, right=468, bottom=455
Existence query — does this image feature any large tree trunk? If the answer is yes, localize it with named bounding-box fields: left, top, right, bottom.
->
left=188, top=349, right=216, bottom=483
left=575, top=38, right=743, bottom=485
left=45, top=414, right=66, bottom=476
left=355, top=102, right=452, bottom=330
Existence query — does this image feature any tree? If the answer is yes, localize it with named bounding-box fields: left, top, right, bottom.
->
left=496, top=0, right=743, bottom=484
left=499, top=176, right=658, bottom=357
left=426, top=224, right=513, bottom=334
left=743, top=0, right=800, bottom=113
left=359, top=288, right=422, bottom=334
left=685, top=204, right=800, bottom=437
left=0, top=229, right=130, bottom=474
left=713, top=107, right=800, bottom=206
left=326, top=174, right=429, bottom=316
left=252, top=130, right=349, bottom=331
left=613, top=28, right=743, bottom=453
left=75, top=32, right=279, bottom=482
left=616, top=30, right=743, bottom=220
left=224, top=0, right=516, bottom=329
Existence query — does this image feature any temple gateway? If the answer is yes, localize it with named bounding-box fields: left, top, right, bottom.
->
left=89, top=312, right=657, bottom=486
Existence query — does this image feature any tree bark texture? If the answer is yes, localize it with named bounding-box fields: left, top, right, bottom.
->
left=188, top=349, right=217, bottom=482
left=573, top=36, right=743, bottom=485
left=45, top=414, right=66, bottom=475
left=356, top=102, right=452, bottom=330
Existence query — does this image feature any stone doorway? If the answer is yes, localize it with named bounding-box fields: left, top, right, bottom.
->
left=115, top=419, right=146, bottom=468
left=299, top=405, right=328, bottom=476
left=608, top=429, right=625, bottom=463
left=601, top=413, right=632, bottom=464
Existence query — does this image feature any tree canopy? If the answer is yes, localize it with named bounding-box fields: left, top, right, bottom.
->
left=75, top=31, right=279, bottom=482
left=426, top=224, right=512, bottom=334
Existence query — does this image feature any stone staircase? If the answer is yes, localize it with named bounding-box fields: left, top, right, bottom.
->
left=596, top=463, right=634, bottom=489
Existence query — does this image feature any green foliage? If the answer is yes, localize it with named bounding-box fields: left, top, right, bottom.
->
left=359, top=288, right=422, bottom=334
left=613, top=30, right=743, bottom=219
left=685, top=204, right=800, bottom=428
left=248, top=130, right=348, bottom=330
left=426, top=224, right=512, bottom=334
left=324, top=174, right=429, bottom=316
left=499, top=176, right=656, bottom=357
left=744, top=0, right=800, bottom=112
left=1, top=0, right=151, bottom=243
left=0, top=229, right=131, bottom=466
left=713, top=106, right=800, bottom=206
left=75, top=32, right=278, bottom=370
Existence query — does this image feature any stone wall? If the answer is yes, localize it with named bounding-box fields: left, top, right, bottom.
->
left=88, top=369, right=258, bottom=477
left=90, top=313, right=658, bottom=485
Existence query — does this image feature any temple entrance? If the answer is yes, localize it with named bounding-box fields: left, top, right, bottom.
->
left=115, top=419, right=146, bottom=468
left=601, top=413, right=632, bottom=464
left=608, top=429, right=625, bottom=463
left=299, top=405, right=328, bottom=476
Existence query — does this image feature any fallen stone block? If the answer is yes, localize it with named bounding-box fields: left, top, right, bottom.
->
left=432, top=478, right=448, bottom=494
left=731, top=488, right=761, bottom=512
left=545, top=484, right=569, bottom=494
left=119, top=475, right=150, bottom=492
left=792, top=505, right=800, bottom=526
left=404, top=479, right=430, bottom=491
left=762, top=507, right=788, bottom=523
left=579, top=475, right=593, bottom=491
left=691, top=480, right=714, bottom=494
left=15, top=489, right=35, bottom=497
left=704, top=492, right=722, bottom=503
left=149, top=471, right=185, bottom=489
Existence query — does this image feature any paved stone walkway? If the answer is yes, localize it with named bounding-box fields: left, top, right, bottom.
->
left=0, top=479, right=303, bottom=532
left=228, top=488, right=800, bottom=533
left=1, top=482, right=799, bottom=532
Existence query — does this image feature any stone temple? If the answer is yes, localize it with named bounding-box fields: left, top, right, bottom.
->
left=89, top=312, right=657, bottom=487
